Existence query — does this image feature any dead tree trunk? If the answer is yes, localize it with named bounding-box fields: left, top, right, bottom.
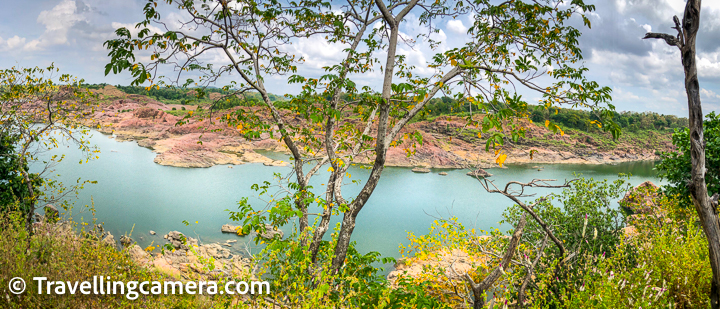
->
left=644, top=1, right=720, bottom=307
left=467, top=212, right=527, bottom=309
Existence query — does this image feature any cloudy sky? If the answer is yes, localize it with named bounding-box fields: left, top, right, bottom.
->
left=1, top=0, right=719, bottom=116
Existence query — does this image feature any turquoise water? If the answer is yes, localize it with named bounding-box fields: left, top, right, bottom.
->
left=32, top=132, right=663, bottom=271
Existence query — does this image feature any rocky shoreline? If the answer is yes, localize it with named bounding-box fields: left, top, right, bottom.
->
left=34, top=208, right=267, bottom=281
left=90, top=86, right=670, bottom=169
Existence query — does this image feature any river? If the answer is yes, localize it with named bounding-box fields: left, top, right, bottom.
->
left=33, top=131, right=664, bottom=272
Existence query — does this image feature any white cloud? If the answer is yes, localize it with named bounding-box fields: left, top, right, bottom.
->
left=701, top=88, right=720, bottom=100
left=5, top=36, right=27, bottom=50
left=22, top=0, right=85, bottom=51
left=291, top=35, right=346, bottom=69
left=613, top=87, right=641, bottom=101
left=697, top=51, right=720, bottom=78
left=446, top=20, right=467, bottom=34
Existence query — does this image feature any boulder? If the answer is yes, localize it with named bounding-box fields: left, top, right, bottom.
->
left=263, top=160, right=288, bottom=167
left=149, top=230, right=156, bottom=235
left=128, top=245, right=150, bottom=265
left=412, top=167, right=431, bottom=173
left=164, top=231, right=198, bottom=250
left=196, top=243, right=232, bottom=260
left=120, top=235, right=133, bottom=247
left=619, top=181, right=660, bottom=215
left=467, top=168, right=492, bottom=178
left=259, top=224, right=284, bottom=239
left=102, top=233, right=116, bottom=248
left=438, top=172, right=448, bottom=176
left=221, top=224, right=241, bottom=234
left=387, top=249, right=486, bottom=287
left=152, top=257, right=182, bottom=278
left=622, top=226, right=638, bottom=239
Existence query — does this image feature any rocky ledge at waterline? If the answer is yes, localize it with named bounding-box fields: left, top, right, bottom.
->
left=32, top=215, right=254, bottom=280
left=89, top=86, right=673, bottom=169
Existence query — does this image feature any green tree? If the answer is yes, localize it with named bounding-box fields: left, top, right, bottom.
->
left=0, top=65, right=98, bottom=233
left=657, top=112, right=720, bottom=206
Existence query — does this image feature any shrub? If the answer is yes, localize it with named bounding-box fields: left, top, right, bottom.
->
left=550, top=194, right=711, bottom=308
left=656, top=111, right=720, bottom=206
left=244, top=226, right=447, bottom=309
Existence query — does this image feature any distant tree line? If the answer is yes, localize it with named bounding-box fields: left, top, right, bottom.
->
left=81, top=84, right=283, bottom=106
left=81, top=83, right=687, bottom=131
left=421, top=96, right=688, bottom=132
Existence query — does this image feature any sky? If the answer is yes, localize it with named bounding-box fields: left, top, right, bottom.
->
left=1, top=0, right=719, bottom=117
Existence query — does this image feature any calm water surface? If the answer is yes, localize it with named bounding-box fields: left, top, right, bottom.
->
left=33, top=132, right=664, bottom=272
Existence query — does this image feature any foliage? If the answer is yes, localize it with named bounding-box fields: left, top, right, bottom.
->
left=421, top=97, right=686, bottom=133
left=0, top=65, right=99, bottom=229
left=503, top=177, right=629, bottom=262
left=109, top=85, right=283, bottom=107
left=244, top=227, right=448, bottom=309
left=0, top=133, right=42, bottom=215
left=657, top=111, right=720, bottom=206
left=398, top=217, right=512, bottom=307
left=399, top=178, right=631, bottom=307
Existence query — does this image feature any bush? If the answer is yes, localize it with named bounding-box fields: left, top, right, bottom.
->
left=246, top=227, right=447, bottom=308
left=657, top=111, right=720, bottom=206
left=549, top=194, right=711, bottom=308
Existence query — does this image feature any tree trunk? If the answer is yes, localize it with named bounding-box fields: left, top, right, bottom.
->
left=470, top=212, right=527, bottom=308
left=330, top=2, right=400, bottom=270
left=677, top=1, right=720, bottom=307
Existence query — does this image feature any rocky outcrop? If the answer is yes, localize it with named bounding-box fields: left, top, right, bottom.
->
left=221, top=224, right=242, bottom=234
left=120, top=235, right=133, bottom=247
left=128, top=245, right=151, bottom=265
left=150, top=231, right=252, bottom=278
left=620, top=181, right=661, bottom=216
left=90, top=93, right=675, bottom=169
left=102, top=234, right=116, bottom=247
left=44, top=204, right=59, bottom=222
left=467, top=168, right=492, bottom=178
left=259, top=224, right=284, bottom=239
left=387, top=249, right=487, bottom=287
left=164, top=231, right=197, bottom=250
left=619, top=181, right=670, bottom=236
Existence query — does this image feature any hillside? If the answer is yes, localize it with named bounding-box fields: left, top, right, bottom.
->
left=87, top=85, right=677, bottom=168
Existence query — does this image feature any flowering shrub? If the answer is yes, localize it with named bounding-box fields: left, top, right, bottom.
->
left=243, top=225, right=447, bottom=309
